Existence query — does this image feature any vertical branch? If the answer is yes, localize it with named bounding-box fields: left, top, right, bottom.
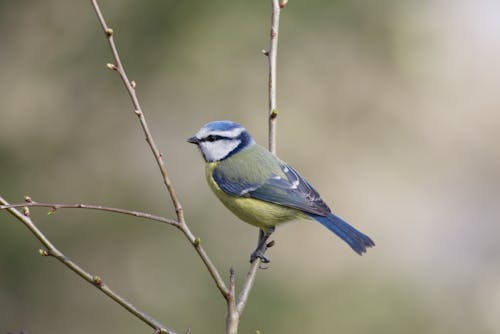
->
left=234, top=0, right=286, bottom=324
left=267, top=0, right=282, bottom=154
left=225, top=268, right=239, bottom=334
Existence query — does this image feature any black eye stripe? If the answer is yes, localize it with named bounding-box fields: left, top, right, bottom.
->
left=202, top=135, right=226, bottom=142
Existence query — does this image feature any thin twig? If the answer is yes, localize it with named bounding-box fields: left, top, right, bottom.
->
left=90, top=0, right=229, bottom=299
left=234, top=0, right=284, bottom=322
left=90, top=0, right=182, bottom=220
left=235, top=261, right=260, bottom=315
left=267, top=0, right=281, bottom=154
left=0, top=195, right=175, bottom=334
left=225, top=268, right=238, bottom=334
left=0, top=201, right=178, bottom=226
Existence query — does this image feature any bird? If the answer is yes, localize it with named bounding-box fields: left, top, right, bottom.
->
left=188, top=120, right=374, bottom=263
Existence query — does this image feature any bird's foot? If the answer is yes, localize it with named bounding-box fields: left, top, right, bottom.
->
left=250, top=249, right=270, bottom=263
left=250, top=228, right=275, bottom=264
left=249, top=240, right=275, bottom=264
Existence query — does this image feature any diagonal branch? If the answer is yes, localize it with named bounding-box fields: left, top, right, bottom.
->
left=0, top=195, right=176, bottom=334
left=235, top=260, right=260, bottom=315
left=90, top=0, right=182, bottom=221
left=90, top=0, right=229, bottom=299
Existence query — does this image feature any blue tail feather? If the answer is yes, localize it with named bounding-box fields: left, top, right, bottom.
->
left=308, top=212, right=375, bottom=255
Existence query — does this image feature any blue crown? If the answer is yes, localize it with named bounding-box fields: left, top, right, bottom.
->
left=203, top=120, right=245, bottom=132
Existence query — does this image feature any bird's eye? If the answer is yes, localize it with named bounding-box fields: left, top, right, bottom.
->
left=206, top=135, right=218, bottom=142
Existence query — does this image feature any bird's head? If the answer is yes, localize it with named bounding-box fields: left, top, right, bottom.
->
left=188, top=120, right=256, bottom=162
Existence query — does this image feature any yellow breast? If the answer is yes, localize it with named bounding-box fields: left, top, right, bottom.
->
left=205, top=162, right=303, bottom=231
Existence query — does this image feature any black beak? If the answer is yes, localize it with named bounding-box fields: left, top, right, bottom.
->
left=187, top=136, right=199, bottom=144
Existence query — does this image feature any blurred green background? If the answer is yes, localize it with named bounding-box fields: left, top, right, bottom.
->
left=1, top=0, right=500, bottom=333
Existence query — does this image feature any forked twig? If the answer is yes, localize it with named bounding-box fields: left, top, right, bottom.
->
left=1, top=1, right=286, bottom=333
left=0, top=195, right=176, bottom=334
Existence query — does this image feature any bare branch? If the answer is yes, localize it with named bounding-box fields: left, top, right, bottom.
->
left=0, top=201, right=178, bottom=226
left=4, top=1, right=287, bottom=332
left=188, top=231, right=230, bottom=300
left=236, top=261, right=260, bottom=315
left=90, top=0, right=229, bottom=299
left=267, top=0, right=282, bottom=154
left=0, top=195, right=175, bottom=334
left=225, top=268, right=239, bottom=334
left=90, top=0, right=183, bottom=221
left=235, top=0, right=284, bottom=321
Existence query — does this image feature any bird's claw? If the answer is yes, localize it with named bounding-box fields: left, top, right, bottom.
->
left=250, top=229, right=275, bottom=264
left=250, top=249, right=270, bottom=264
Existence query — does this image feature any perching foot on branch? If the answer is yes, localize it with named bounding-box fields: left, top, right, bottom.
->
left=250, top=227, right=275, bottom=263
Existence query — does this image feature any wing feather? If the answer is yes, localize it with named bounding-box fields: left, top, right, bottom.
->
left=213, top=160, right=331, bottom=216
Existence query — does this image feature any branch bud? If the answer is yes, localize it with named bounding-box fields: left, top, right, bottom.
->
left=154, top=329, right=170, bottom=334
left=93, top=275, right=103, bottom=286
left=130, top=80, right=137, bottom=89
left=261, top=49, right=269, bottom=56
left=106, top=63, right=117, bottom=71
left=279, top=0, right=288, bottom=9
left=38, top=249, right=49, bottom=256
left=266, top=240, right=275, bottom=248
left=22, top=207, right=30, bottom=217
left=24, top=196, right=33, bottom=203
left=105, top=28, right=114, bottom=37
left=194, top=237, right=201, bottom=246
left=270, top=109, right=278, bottom=119
left=47, top=207, right=57, bottom=216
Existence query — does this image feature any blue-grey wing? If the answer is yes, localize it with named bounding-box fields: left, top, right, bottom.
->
left=213, top=162, right=331, bottom=216
left=213, top=171, right=261, bottom=196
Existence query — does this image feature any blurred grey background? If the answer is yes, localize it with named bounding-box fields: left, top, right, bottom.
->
left=1, top=0, right=500, bottom=333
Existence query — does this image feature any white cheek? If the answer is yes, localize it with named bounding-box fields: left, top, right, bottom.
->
left=196, top=127, right=244, bottom=139
left=200, top=140, right=241, bottom=162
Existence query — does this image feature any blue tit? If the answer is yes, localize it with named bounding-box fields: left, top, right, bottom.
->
left=188, top=120, right=374, bottom=262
